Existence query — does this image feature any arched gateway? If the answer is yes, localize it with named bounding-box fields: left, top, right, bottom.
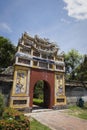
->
left=10, top=32, right=66, bottom=111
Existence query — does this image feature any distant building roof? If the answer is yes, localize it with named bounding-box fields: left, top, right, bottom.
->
left=1, top=66, right=14, bottom=75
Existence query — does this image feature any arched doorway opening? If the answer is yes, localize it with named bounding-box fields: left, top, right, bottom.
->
left=33, top=80, right=51, bottom=109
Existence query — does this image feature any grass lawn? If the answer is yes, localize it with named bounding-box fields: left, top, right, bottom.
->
left=33, top=98, right=43, bottom=107
left=30, top=118, right=51, bottom=130
left=67, top=103, right=87, bottom=120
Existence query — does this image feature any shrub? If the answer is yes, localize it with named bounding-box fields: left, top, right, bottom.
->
left=0, top=107, right=30, bottom=130
left=0, top=93, right=4, bottom=117
left=0, top=119, right=30, bottom=130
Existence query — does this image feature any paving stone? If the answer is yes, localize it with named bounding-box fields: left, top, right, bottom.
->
left=25, top=110, right=87, bottom=130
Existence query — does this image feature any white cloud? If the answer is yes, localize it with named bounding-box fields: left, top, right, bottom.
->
left=63, top=0, right=87, bottom=20
left=0, top=22, right=12, bottom=32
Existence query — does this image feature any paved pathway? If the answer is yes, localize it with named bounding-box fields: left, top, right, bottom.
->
left=25, top=110, right=87, bottom=130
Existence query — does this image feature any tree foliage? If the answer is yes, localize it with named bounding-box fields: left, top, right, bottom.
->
left=64, top=49, right=83, bottom=80
left=0, top=93, right=4, bottom=117
left=0, top=36, right=16, bottom=69
left=75, top=55, right=87, bottom=81
left=34, top=80, right=44, bottom=99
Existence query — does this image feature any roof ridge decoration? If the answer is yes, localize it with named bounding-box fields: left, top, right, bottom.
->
left=19, top=32, right=59, bottom=55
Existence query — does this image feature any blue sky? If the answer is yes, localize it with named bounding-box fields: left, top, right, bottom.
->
left=0, top=0, right=87, bottom=54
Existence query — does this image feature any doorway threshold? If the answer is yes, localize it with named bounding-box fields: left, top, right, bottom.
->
left=32, top=105, right=52, bottom=113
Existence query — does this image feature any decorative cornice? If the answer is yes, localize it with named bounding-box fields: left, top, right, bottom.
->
left=16, top=52, right=64, bottom=66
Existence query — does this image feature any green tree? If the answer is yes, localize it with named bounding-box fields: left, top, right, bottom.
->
left=0, top=93, right=4, bottom=117
left=64, top=49, right=83, bottom=80
left=76, top=55, right=87, bottom=81
left=0, top=36, right=16, bottom=69
left=34, top=80, right=44, bottom=99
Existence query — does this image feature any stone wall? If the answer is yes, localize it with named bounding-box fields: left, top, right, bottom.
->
left=65, top=81, right=87, bottom=105
left=0, top=74, right=13, bottom=106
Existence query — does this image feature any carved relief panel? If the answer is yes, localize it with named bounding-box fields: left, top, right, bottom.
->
left=15, top=70, right=27, bottom=94
left=55, top=73, right=66, bottom=105
left=12, top=66, right=30, bottom=96
left=56, top=74, right=64, bottom=96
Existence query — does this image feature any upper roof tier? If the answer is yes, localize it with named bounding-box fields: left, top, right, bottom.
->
left=18, top=32, right=60, bottom=56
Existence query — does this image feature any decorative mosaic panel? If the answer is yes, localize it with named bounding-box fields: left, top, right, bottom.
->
left=56, top=74, right=64, bottom=96
left=15, top=70, right=27, bottom=94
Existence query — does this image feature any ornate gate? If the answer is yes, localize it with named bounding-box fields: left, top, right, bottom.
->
left=10, top=32, right=66, bottom=111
